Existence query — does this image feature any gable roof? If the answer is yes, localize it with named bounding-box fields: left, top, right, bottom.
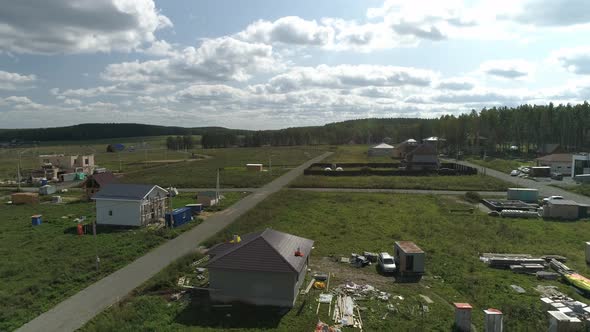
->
left=85, top=172, right=117, bottom=188
left=206, top=228, right=314, bottom=274
left=371, top=143, right=394, bottom=149
left=536, top=153, right=572, bottom=163
left=91, top=183, right=166, bottom=201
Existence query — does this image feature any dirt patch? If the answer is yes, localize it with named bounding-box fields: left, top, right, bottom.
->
left=309, top=256, right=393, bottom=289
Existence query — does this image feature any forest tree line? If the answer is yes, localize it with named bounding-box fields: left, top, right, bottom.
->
left=200, top=102, right=590, bottom=153
left=165, top=135, right=195, bottom=150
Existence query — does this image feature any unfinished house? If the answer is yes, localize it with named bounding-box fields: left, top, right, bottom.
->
left=83, top=172, right=117, bottom=200
left=39, top=154, right=96, bottom=178
left=92, top=184, right=168, bottom=227
left=206, top=228, right=314, bottom=307
left=394, top=241, right=425, bottom=281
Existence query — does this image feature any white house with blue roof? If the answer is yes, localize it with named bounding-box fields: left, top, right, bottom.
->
left=91, top=184, right=168, bottom=226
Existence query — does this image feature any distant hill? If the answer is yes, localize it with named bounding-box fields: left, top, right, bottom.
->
left=0, top=123, right=248, bottom=142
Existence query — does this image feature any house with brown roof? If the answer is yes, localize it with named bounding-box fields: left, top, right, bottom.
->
left=535, top=153, right=573, bottom=175
left=392, top=139, right=418, bottom=158
left=206, top=228, right=314, bottom=307
left=403, top=143, right=439, bottom=170
left=83, top=172, right=118, bottom=200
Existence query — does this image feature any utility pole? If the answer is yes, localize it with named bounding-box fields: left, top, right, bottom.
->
left=269, top=155, right=272, bottom=174
left=93, top=219, right=100, bottom=272
left=216, top=168, right=220, bottom=202
left=17, top=151, right=22, bottom=192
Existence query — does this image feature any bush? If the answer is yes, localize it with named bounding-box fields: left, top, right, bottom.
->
left=464, top=191, right=482, bottom=203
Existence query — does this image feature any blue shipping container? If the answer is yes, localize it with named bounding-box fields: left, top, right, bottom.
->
left=165, top=207, right=193, bottom=228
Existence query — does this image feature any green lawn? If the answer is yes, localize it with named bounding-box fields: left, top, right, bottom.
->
left=82, top=191, right=590, bottom=331
left=122, top=146, right=327, bottom=188
left=552, top=184, right=590, bottom=198
left=467, top=157, right=533, bottom=174
left=324, top=144, right=397, bottom=163
left=0, top=189, right=245, bottom=331
left=290, top=174, right=510, bottom=191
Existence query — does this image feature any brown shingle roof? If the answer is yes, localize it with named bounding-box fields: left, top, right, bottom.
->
left=396, top=241, right=424, bottom=254
left=206, top=228, right=314, bottom=273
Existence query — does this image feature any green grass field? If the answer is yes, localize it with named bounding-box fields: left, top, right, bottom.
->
left=82, top=191, right=590, bottom=331
left=290, top=174, right=510, bottom=191
left=0, top=190, right=245, bottom=331
left=122, top=146, right=327, bottom=188
left=553, top=184, right=590, bottom=198
left=467, top=157, right=533, bottom=174
left=324, top=145, right=397, bottom=163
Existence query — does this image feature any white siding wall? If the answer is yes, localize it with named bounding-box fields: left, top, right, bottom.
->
left=96, top=199, right=141, bottom=226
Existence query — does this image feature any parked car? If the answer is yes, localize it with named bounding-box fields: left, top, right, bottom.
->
left=510, top=170, right=519, bottom=176
left=543, top=196, right=564, bottom=204
left=378, top=252, right=396, bottom=273
left=551, top=172, right=563, bottom=181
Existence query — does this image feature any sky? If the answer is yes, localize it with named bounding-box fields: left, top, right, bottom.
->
left=1, top=0, right=590, bottom=130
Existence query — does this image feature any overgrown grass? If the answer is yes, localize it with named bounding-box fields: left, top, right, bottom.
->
left=467, top=157, right=533, bottom=174
left=122, top=146, right=327, bottom=188
left=552, top=184, right=590, bottom=198
left=82, top=191, right=590, bottom=331
left=0, top=190, right=245, bottom=331
left=324, top=145, right=396, bottom=163
left=290, top=174, right=510, bottom=191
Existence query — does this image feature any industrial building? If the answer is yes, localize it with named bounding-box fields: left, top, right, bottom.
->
left=535, top=153, right=573, bottom=175
left=92, top=184, right=168, bottom=227
left=206, top=228, right=314, bottom=307
left=572, top=153, right=590, bottom=179
left=393, top=241, right=425, bottom=281
left=368, top=143, right=394, bottom=157
left=542, top=200, right=589, bottom=220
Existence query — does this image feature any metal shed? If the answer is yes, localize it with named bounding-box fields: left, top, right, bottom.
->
left=206, top=228, right=314, bottom=307
left=394, top=241, right=425, bottom=281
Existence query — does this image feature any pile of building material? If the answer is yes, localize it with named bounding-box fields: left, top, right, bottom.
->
left=499, top=209, right=539, bottom=218
left=480, top=253, right=546, bottom=270
left=537, top=286, right=590, bottom=329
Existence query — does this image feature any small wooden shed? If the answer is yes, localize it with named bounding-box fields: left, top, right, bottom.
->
left=11, top=192, right=39, bottom=205
left=394, top=241, right=425, bottom=281
left=246, top=163, right=263, bottom=172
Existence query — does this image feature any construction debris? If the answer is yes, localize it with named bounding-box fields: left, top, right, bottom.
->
left=510, top=284, right=526, bottom=293
left=314, top=321, right=341, bottom=332
left=302, top=278, right=316, bottom=295
left=480, top=253, right=546, bottom=269
left=536, top=286, right=590, bottom=322
left=536, top=271, right=560, bottom=280
left=419, top=294, right=434, bottom=304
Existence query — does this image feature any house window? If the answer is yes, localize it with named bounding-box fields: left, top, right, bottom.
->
left=108, top=210, right=113, bottom=216
left=85, top=158, right=89, bottom=165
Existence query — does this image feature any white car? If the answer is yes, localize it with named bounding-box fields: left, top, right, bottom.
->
left=510, top=170, right=519, bottom=176
left=543, top=196, right=564, bottom=204
left=378, top=252, right=396, bottom=273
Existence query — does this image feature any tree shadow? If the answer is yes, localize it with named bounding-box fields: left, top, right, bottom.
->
left=174, top=290, right=287, bottom=329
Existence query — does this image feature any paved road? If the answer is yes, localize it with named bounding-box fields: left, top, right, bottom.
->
left=290, top=187, right=506, bottom=196
left=177, top=187, right=259, bottom=193
left=456, top=160, right=590, bottom=205
left=17, top=152, right=332, bottom=332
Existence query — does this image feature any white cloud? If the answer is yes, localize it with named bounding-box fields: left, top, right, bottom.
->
left=479, top=60, right=535, bottom=79
left=551, top=46, right=590, bottom=75
left=0, top=70, right=37, bottom=90
left=0, top=0, right=172, bottom=54
left=436, top=77, right=476, bottom=90
left=102, top=37, right=279, bottom=84
left=237, top=16, right=334, bottom=46
left=261, top=64, right=438, bottom=93
left=500, top=0, right=590, bottom=27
